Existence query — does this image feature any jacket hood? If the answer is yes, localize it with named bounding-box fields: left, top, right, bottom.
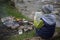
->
left=42, top=14, right=56, bottom=25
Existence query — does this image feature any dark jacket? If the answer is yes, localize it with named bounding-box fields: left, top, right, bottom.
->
left=36, top=14, right=56, bottom=39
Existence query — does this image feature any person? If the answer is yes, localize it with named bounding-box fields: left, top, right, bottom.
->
left=34, top=2, right=57, bottom=40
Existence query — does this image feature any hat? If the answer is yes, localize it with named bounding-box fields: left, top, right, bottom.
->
left=42, top=4, right=54, bottom=14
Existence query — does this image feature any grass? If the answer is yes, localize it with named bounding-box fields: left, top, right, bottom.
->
left=7, top=30, right=35, bottom=40
left=5, top=5, right=31, bottom=20
left=0, top=2, right=31, bottom=20
left=7, top=27, right=60, bottom=40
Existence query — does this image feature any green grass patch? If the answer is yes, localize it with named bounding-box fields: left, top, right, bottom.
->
left=8, top=30, right=35, bottom=40
left=7, top=27, right=60, bottom=40
left=0, top=3, right=31, bottom=20
left=5, top=5, right=31, bottom=20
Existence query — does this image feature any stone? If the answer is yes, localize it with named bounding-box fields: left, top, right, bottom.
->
left=19, top=26, right=25, bottom=29
left=1, top=16, right=19, bottom=29
left=18, top=29, right=23, bottom=35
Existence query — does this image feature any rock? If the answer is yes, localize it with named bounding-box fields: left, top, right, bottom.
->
left=24, top=28, right=28, bottom=32
left=18, top=29, right=23, bottom=35
left=52, top=32, right=60, bottom=40
left=10, top=0, right=15, bottom=7
left=19, top=26, right=25, bottom=29
left=28, top=26, right=33, bottom=30
left=1, top=16, right=19, bottom=29
left=53, top=32, right=58, bottom=37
